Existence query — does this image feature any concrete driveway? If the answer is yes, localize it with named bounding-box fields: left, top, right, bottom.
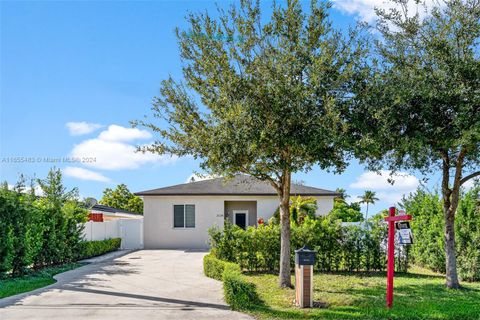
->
left=0, top=250, right=252, bottom=320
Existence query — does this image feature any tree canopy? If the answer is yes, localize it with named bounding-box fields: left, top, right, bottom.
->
left=349, top=0, right=480, bottom=288
left=135, top=0, right=366, bottom=287
left=329, top=199, right=364, bottom=222
left=99, top=184, right=143, bottom=214
left=136, top=0, right=366, bottom=184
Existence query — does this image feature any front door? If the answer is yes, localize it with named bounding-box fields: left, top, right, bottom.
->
left=234, top=211, right=248, bottom=230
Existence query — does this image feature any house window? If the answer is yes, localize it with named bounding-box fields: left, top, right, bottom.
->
left=173, top=204, right=195, bottom=228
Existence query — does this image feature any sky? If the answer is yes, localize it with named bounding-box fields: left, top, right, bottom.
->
left=0, top=0, right=454, bottom=216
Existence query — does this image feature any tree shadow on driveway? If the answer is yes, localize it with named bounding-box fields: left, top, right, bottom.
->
left=62, top=286, right=230, bottom=310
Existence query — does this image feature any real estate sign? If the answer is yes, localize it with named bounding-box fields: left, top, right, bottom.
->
left=396, top=221, right=413, bottom=245
left=385, top=207, right=413, bottom=308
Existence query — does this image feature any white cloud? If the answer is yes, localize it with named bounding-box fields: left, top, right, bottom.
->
left=333, top=0, right=438, bottom=23
left=98, top=124, right=152, bottom=142
left=350, top=170, right=419, bottom=190
left=333, top=0, right=383, bottom=22
left=66, top=122, right=103, bottom=136
left=30, top=185, right=44, bottom=196
left=463, top=179, right=474, bottom=190
left=63, top=167, right=110, bottom=182
left=185, top=173, right=218, bottom=183
left=6, top=184, right=44, bottom=196
left=463, top=178, right=479, bottom=190
left=375, top=191, right=405, bottom=204
left=70, top=124, right=176, bottom=170
left=350, top=170, right=419, bottom=205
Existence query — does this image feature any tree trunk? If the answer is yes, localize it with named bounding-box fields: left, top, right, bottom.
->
left=444, top=207, right=459, bottom=288
left=441, top=155, right=461, bottom=289
left=278, top=170, right=292, bottom=288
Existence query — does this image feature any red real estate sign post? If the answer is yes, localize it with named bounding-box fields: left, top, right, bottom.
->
left=384, top=206, right=412, bottom=309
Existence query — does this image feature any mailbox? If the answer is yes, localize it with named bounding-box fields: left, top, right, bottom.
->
left=295, top=246, right=316, bottom=265
left=295, top=246, right=316, bottom=308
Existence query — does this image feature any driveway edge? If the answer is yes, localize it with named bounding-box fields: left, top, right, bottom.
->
left=0, top=250, right=132, bottom=308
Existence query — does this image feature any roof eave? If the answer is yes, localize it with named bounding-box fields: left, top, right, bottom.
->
left=135, top=192, right=339, bottom=197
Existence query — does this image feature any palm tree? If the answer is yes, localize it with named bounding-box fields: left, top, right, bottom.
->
left=335, top=188, right=348, bottom=202
left=359, top=190, right=379, bottom=220
left=290, top=196, right=317, bottom=225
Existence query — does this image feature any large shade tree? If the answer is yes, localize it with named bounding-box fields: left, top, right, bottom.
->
left=135, top=0, right=365, bottom=287
left=349, top=0, right=480, bottom=288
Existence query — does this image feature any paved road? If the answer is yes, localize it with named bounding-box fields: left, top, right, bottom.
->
left=0, top=250, right=252, bottom=320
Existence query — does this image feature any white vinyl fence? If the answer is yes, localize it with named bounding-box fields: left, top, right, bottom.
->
left=82, top=219, right=144, bottom=250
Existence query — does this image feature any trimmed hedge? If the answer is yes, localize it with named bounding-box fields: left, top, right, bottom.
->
left=223, top=264, right=260, bottom=310
left=203, top=253, right=259, bottom=310
left=78, top=238, right=121, bottom=260
left=0, top=170, right=88, bottom=278
left=403, top=185, right=480, bottom=281
left=204, top=253, right=240, bottom=280
left=209, top=217, right=390, bottom=273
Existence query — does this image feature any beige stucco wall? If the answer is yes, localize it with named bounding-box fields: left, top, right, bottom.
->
left=142, top=195, right=335, bottom=249
left=314, top=196, right=335, bottom=216
left=254, top=195, right=335, bottom=221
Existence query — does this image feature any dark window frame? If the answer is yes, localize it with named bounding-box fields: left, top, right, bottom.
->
left=173, top=204, right=195, bottom=229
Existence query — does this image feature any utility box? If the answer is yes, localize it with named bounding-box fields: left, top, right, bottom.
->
left=295, top=246, right=316, bottom=308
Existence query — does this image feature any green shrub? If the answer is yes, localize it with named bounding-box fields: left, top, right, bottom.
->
left=0, top=183, right=38, bottom=277
left=255, top=223, right=281, bottom=271
left=208, top=221, right=239, bottom=262
left=456, top=184, right=480, bottom=281
left=401, top=184, right=480, bottom=280
left=402, top=189, right=445, bottom=273
left=341, top=225, right=366, bottom=272
left=270, top=196, right=318, bottom=225
left=0, top=170, right=91, bottom=278
left=209, top=215, right=388, bottom=273
left=209, top=188, right=480, bottom=280
left=312, top=217, right=343, bottom=271
left=78, top=238, right=121, bottom=260
left=235, top=226, right=262, bottom=271
left=203, top=253, right=259, bottom=310
left=222, top=263, right=260, bottom=310
left=329, top=199, right=364, bottom=222
left=203, top=253, right=240, bottom=280
left=33, top=169, right=88, bottom=269
left=0, top=188, right=14, bottom=278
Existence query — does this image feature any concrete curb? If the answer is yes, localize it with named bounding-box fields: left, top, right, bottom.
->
left=79, top=249, right=133, bottom=264
left=0, top=250, right=132, bottom=308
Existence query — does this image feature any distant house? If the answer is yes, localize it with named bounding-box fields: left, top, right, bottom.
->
left=84, top=204, right=144, bottom=250
left=88, top=204, right=142, bottom=222
left=136, top=175, right=338, bottom=249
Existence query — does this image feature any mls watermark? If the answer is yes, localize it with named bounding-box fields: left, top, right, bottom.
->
left=1, top=156, right=96, bottom=164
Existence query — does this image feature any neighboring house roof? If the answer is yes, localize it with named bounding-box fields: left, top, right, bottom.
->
left=135, top=175, right=339, bottom=197
left=90, top=204, right=142, bottom=216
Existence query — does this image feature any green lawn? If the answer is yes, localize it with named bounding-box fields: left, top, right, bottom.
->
left=242, top=266, right=480, bottom=320
left=0, top=263, right=81, bottom=299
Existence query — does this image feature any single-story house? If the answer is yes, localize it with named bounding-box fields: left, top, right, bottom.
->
left=136, top=175, right=338, bottom=249
left=89, top=204, right=143, bottom=221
